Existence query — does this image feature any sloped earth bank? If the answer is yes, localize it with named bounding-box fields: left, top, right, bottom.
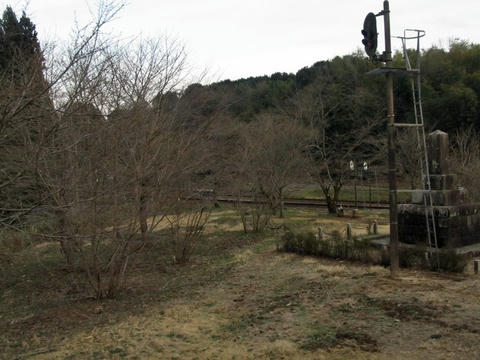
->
left=3, top=240, right=480, bottom=359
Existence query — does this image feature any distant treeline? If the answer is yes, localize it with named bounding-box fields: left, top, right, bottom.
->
left=184, top=41, right=480, bottom=135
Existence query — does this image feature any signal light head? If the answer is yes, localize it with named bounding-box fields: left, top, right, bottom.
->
left=362, top=12, right=378, bottom=59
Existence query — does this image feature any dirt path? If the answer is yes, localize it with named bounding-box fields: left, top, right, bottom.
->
left=18, top=239, right=479, bottom=360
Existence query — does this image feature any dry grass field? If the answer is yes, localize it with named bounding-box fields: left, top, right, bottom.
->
left=1, top=207, right=479, bottom=359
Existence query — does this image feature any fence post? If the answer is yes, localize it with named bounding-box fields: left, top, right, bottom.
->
left=346, top=223, right=352, bottom=240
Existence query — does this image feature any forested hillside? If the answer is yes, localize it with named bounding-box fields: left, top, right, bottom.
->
left=187, top=41, right=480, bottom=135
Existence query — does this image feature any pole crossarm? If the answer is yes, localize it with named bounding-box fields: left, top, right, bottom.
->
left=367, top=67, right=419, bottom=76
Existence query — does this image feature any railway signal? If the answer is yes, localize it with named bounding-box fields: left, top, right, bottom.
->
left=363, top=1, right=399, bottom=276
left=362, top=12, right=378, bottom=59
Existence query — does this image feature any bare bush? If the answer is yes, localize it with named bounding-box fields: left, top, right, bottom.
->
left=166, top=200, right=212, bottom=264
left=233, top=193, right=272, bottom=234
left=450, top=126, right=480, bottom=201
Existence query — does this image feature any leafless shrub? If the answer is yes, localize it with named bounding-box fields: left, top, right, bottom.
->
left=450, top=126, right=480, bottom=201
left=233, top=191, right=272, bottom=234
left=166, top=201, right=212, bottom=264
left=397, top=129, right=422, bottom=189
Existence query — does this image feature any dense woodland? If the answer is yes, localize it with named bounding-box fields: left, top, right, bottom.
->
left=187, top=42, right=480, bottom=133
left=1, top=3, right=480, bottom=298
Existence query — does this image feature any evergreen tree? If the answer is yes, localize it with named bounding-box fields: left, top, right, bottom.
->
left=0, top=6, right=42, bottom=76
left=0, top=6, right=49, bottom=225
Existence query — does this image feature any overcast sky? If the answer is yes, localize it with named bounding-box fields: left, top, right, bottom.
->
left=5, top=0, right=480, bottom=82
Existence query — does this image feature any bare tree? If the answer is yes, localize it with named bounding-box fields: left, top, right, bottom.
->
left=397, top=129, right=421, bottom=189
left=27, top=4, right=215, bottom=297
left=293, top=81, right=382, bottom=214
left=0, top=0, right=126, bottom=228
left=450, top=126, right=480, bottom=201
left=220, top=115, right=308, bottom=233
left=244, top=115, right=308, bottom=218
left=0, top=33, right=51, bottom=226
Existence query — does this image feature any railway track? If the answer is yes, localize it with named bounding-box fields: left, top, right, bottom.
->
left=214, top=195, right=390, bottom=210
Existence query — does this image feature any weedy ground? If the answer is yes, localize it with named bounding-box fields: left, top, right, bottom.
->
left=1, top=207, right=479, bottom=359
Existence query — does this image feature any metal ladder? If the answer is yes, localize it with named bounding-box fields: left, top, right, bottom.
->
left=396, top=29, right=440, bottom=267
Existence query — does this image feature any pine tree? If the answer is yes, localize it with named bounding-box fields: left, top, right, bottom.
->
left=0, top=6, right=50, bottom=225
left=0, top=6, right=42, bottom=73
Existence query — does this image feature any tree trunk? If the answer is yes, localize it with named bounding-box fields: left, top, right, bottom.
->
left=322, top=185, right=336, bottom=214
left=138, top=182, right=148, bottom=241
left=333, top=184, right=342, bottom=211
left=322, top=183, right=342, bottom=214
left=56, top=208, right=77, bottom=268
left=279, top=188, right=284, bottom=218
left=326, top=195, right=336, bottom=214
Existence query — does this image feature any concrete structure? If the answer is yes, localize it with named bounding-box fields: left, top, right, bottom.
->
left=398, top=130, right=480, bottom=248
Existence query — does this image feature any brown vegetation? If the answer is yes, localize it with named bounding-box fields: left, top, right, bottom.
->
left=1, top=208, right=479, bottom=359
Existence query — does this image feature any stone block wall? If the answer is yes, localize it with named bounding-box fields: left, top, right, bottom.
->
left=397, top=130, right=480, bottom=248
left=398, top=203, right=480, bottom=248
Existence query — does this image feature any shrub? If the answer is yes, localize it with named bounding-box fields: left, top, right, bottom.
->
left=351, top=237, right=376, bottom=263
left=167, top=206, right=211, bottom=264
left=0, top=229, right=32, bottom=254
left=435, top=249, right=468, bottom=272
left=387, top=246, right=468, bottom=273
left=280, top=231, right=297, bottom=253
left=297, top=231, right=318, bottom=255
left=279, top=228, right=469, bottom=273
left=399, top=246, right=429, bottom=268
left=279, top=231, right=318, bottom=255
left=328, top=230, right=346, bottom=258
left=235, top=203, right=272, bottom=234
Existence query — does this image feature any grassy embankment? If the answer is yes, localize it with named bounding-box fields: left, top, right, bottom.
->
left=1, top=206, right=479, bottom=360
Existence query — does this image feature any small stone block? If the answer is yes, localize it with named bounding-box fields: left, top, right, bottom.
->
left=411, top=190, right=425, bottom=204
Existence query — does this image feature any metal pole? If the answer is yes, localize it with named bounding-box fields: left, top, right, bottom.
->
left=354, top=179, right=357, bottom=208
left=360, top=169, right=363, bottom=209
left=383, top=0, right=399, bottom=275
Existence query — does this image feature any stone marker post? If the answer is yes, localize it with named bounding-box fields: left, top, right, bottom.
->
left=346, top=223, right=352, bottom=241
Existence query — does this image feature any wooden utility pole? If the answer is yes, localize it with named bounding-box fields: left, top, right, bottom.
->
left=383, top=0, right=400, bottom=275
left=362, top=0, right=400, bottom=275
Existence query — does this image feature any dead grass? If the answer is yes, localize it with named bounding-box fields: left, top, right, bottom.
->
left=1, top=206, right=480, bottom=359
